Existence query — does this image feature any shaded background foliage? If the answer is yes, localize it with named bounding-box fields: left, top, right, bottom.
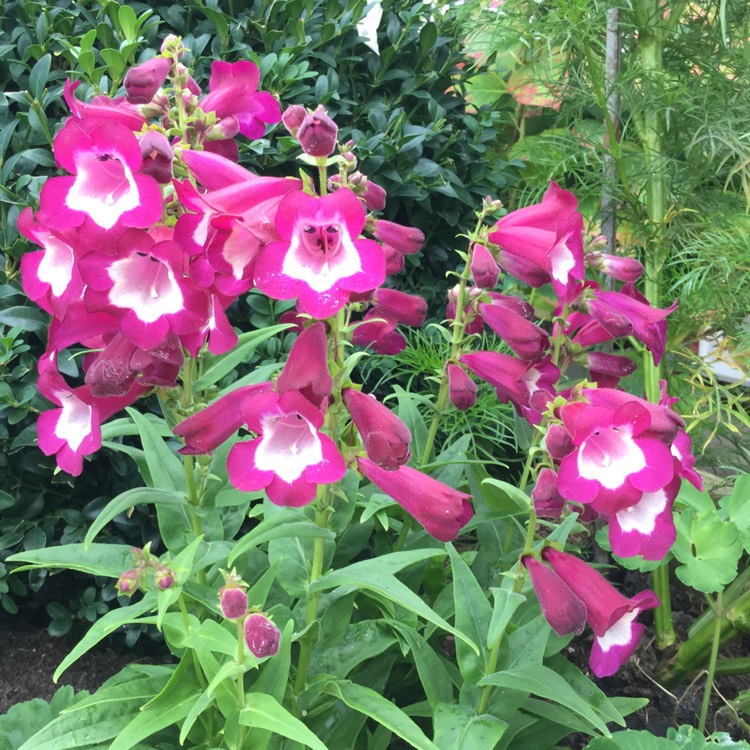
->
left=0, top=0, right=521, bottom=625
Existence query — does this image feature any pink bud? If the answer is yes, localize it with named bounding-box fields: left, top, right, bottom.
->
left=531, top=468, right=566, bottom=519
left=297, top=105, right=338, bottom=157
left=219, top=587, right=249, bottom=620
left=372, top=289, right=427, bottom=327
left=383, top=244, right=405, bottom=275
left=586, top=251, right=644, bottom=283
left=447, top=364, right=477, bottom=411
left=545, top=423, right=574, bottom=460
left=362, top=180, right=387, bottom=211
left=154, top=565, right=174, bottom=590
left=117, top=569, right=140, bottom=596
left=373, top=220, right=424, bottom=255
left=282, top=105, right=306, bottom=137
left=124, top=57, right=171, bottom=103
left=138, top=130, right=174, bottom=184
left=470, top=244, right=500, bottom=289
left=523, top=555, right=586, bottom=636
left=244, top=613, right=281, bottom=658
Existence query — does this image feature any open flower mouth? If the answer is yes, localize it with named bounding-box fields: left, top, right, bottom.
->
left=38, top=234, right=76, bottom=296
left=56, top=390, right=93, bottom=452
left=577, top=427, right=645, bottom=489
left=66, top=151, right=139, bottom=229
left=108, top=253, right=184, bottom=322
left=282, top=219, right=362, bottom=292
left=254, top=411, right=323, bottom=483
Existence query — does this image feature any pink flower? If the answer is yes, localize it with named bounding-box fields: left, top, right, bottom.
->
left=372, top=220, right=424, bottom=255
left=219, top=587, right=249, bottom=620
left=123, top=57, right=171, bottom=103
left=138, top=130, right=174, bottom=183
left=447, top=363, right=477, bottom=411
left=357, top=458, right=473, bottom=541
left=581, top=351, right=638, bottom=388
left=38, top=118, right=162, bottom=232
left=542, top=548, right=659, bottom=677
left=227, top=391, right=346, bottom=507
left=343, top=389, right=411, bottom=470
left=489, top=182, right=584, bottom=301
left=296, top=104, right=338, bottom=157
left=556, top=391, right=676, bottom=514
left=478, top=300, right=550, bottom=360
left=460, top=351, right=559, bottom=425
left=173, top=382, right=274, bottom=455
left=64, top=79, right=147, bottom=130
left=523, top=556, right=587, bottom=636
left=281, top=104, right=306, bottom=136
left=276, top=323, right=333, bottom=410
left=585, top=251, right=644, bottom=283
left=470, top=243, right=500, bottom=289
left=531, top=468, right=567, bottom=519
left=352, top=311, right=406, bottom=355
left=608, top=476, right=680, bottom=561
left=199, top=60, right=282, bottom=140
left=244, top=613, right=281, bottom=658
left=371, top=289, right=427, bottom=327
left=254, top=188, right=385, bottom=319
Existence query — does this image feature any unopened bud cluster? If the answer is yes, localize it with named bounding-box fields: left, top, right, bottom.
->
left=116, top=544, right=175, bottom=596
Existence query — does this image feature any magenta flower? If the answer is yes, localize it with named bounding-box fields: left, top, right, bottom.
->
left=586, top=286, right=677, bottom=365
left=582, top=351, right=638, bottom=388
left=531, top=468, right=567, bottom=519
left=357, top=458, right=473, bottom=541
left=38, top=119, right=162, bottom=232
left=372, top=220, right=424, bottom=256
left=608, top=476, right=680, bottom=561
left=227, top=391, right=346, bottom=507
left=523, top=556, right=587, bottom=636
left=173, top=382, right=274, bottom=455
left=586, top=251, right=644, bottom=283
left=276, top=323, right=333, bottom=410
left=542, top=548, right=659, bottom=677
left=460, top=351, right=559, bottom=425
left=254, top=188, right=385, bottom=319
left=64, top=79, right=147, bottom=130
left=80, top=229, right=209, bottom=350
left=447, top=364, right=477, bottom=411
left=488, top=181, right=584, bottom=301
left=199, top=60, right=281, bottom=140
left=478, top=300, right=550, bottom=360
left=343, top=389, right=411, bottom=470
left=352, top=311, right=407, bottom=355
left=296, top=104, right=338, bottom=157
left=138, top=130, right=174, bottom=184
left=371, top=289, right=427, bottom=327
left=244, top=613, right=281, bottom=658
left=470, top=243, right=500, bottom=289
left=123, top=57, right=171, bottom=103
left=556, top=393, right=676, bottom=514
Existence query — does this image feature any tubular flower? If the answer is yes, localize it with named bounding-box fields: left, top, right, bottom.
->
left=357, top=458, right=473, bottom=541
left=276, top=322, right=333, bottom=410
left=478, top=300, right=550, bottom=361
left=470, top=243, right=500, bottom=289
left=447, top=363, right=477, bottom=411
left=123, top=57, right=171, bottom=103
left=199, top=60, right=282, bottom=140
left=556, top=392, right=676, bottom=515
left=531, top=468, right=567, bottom=519
left=522, top=556, right=587, bottom=636
left=296, top=104, right=338, bottom=157
left=227, top=391, right=346, bottom=507
left=38, top=118, right=162, bottom=232
left=351, top=311, right=407, bottom=355
left=542, top=548, right=659, bottom=678
left=254, top=188, right=385, bottom=319
left=585, top=251, right=644, bottom=283
left=343, top=389, right=411, bottom=470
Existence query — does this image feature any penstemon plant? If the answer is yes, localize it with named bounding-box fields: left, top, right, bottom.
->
left=8, top=33, right=701, bottom=750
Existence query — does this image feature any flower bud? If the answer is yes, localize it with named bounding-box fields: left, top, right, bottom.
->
left=154, top=564, right=174, bottom=590
left=362, top=180, right=387, bottom=211
left=544, top=423, right=574, bottom=460
left=219, top=586, right=249, bottom=620
left=373, top=220, right=424, bottom=255
left=470, top=243, right=500, bottom=289
left=372, top=289, right=427, bottom=327
left=281, top=105, right=306, bottom=137
left=160, top=35, right=183, bottom=57
left=138, top=130, right=174, bottom=184
left=124, top=57, right=171, bottom=103
left=586, top=251, right=644, bottom=283
left=244, top=613, right=281, bottom=658
left=297, top=105, right=338, bottom=157
left=383, top=244, right=405, bottom=275
left=531, top=468, right=566, bottom=519
left=117, top=569, right=140, bottom=596
left=447, top=364, right=477, bottom=411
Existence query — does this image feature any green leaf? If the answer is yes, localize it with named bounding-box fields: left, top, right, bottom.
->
left=584, top=731, right=678, bottom=749
left=309, top=550, right=478, bottom=654
left=193, top=324, right=291, bottom=390
left=29, top=54, right=51, bottom=100
left=324, top=681, right=440, bottom=750
left=101, top=48, right=125, bottom=80
left=433, top=703, right=508, bottom=750
left=385, top=620, right=453, bottom=709
left=487, top=586, right=525, bottom=650
left=447, top=544, right=491, bottom=684
left=481, top=479, right=530, bottom=514
left=392, top=385, right=428, bottom=464
left=125, top=408, right=184, bottom=492
left=54, top=597, right=156, bottom=681
left=727, top=473, right=750, bottom=554
left=672, top=509, right=742, bottom=592
left=309, top=620, right=396, bottom=679
left=239, top=694, right=328, bottom=750
left=117, top=4, right=138, bottom=40
left=0, top=306, right=48, bottom=333
left=229, top=517, right=334, bottom=566
left=7, top=543, right=133, bottom=578
left=84, top=488, right=185, bottom=548
left=479, top=663, right=610, bottom=735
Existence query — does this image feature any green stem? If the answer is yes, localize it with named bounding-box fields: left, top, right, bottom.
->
left=698, top=592, right=723, bottom=733
left=236, top=618, right=247, bottom=750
